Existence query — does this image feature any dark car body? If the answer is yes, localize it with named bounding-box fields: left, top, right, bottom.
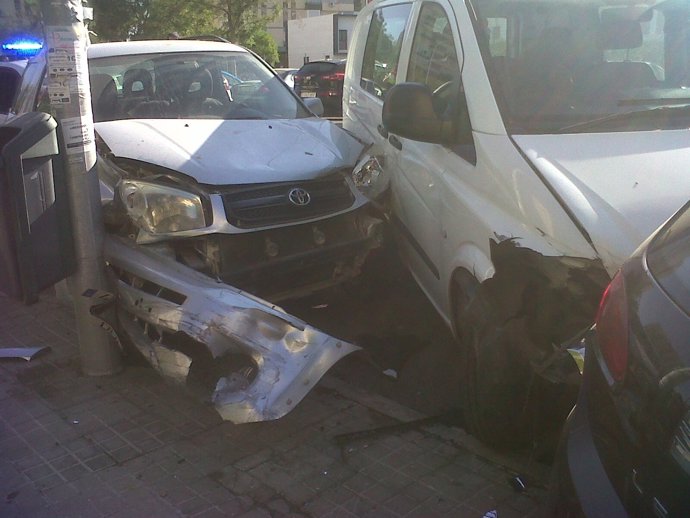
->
left=293, top=60, right=345, bottom=117
left=550, top=202, right=690, bottom=517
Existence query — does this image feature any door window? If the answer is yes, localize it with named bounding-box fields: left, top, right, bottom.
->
left=360, top=3, right=412, bottom=99
left=407, top=2, right=460, bottom=92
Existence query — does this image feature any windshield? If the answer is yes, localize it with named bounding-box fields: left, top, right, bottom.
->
left=471, top=0, right=690, bottom=133
left=89, top=51, right=311, bottom=122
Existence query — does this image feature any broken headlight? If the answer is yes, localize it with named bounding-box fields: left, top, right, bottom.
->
left=352, top=155, right=384, bottom=195
left=118, top=180, right=207, bottom=235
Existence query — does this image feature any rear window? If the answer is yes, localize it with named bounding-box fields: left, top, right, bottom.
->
left=298, top=62, right=338, bottom=74
left=647, top=202, right=690, bottom=315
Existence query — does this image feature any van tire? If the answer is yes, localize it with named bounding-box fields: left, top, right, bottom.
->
left=453, top=271, right=533, bottom=449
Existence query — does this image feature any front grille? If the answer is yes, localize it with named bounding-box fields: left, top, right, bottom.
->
left=221, top=175, right=355, bottom=228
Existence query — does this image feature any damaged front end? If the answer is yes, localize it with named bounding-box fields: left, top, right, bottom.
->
left=103, top=235, right=360, bottom=424
left=457, top=239, right=611, bottom=448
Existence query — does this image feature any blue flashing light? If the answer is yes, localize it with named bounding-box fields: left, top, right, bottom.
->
left=1, top=39, right=43, bottom=58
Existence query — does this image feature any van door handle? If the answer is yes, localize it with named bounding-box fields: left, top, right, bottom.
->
left=377, top=124, right=389, bottom=138
left=388, top=134, right=402, bottom=150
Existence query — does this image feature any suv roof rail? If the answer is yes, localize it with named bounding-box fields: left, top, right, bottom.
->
left=179, top=35, right=231, bottom=43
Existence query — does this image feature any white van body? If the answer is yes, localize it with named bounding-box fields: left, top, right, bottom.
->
left=344, top=0, right=690, bottom=446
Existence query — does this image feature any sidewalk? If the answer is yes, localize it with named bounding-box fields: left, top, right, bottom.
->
left=0, top=293, right=548, bottom=517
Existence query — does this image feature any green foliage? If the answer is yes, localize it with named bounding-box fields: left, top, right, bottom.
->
left=88, top=0, right=280, bottom=52
left=244, top=29, right=279, bottom=66
left=90, top=0, right=216, bottom=41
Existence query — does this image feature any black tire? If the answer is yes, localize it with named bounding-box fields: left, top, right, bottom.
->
left=453, top=271, right=534, bottom=449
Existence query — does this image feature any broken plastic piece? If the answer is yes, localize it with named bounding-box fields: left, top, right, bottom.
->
left=0, top=346, right=51, bottom=361
left=382, top=368, right=398, bottom=379
left=510, top=475, right=527, bottom=492
left=482, top=510, right=498, bottom=518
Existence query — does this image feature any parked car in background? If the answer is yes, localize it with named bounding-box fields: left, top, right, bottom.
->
left=8, top=39, right=383, bottom=425
left=275, top=67, right=298, bottom=89
left=550, top=201, right=690, bottom=518
left=0, top=60, right=26, bottom=124
left=294, top=60, right=346, bottom=117
left=344, top=0, right=690, bottom=449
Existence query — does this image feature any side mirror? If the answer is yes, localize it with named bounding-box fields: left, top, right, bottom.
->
left=303, top=97, right=324, bottom=117
left=0, top=112, right=75, bottom=303
left=382, top=83, right=453, bottom=144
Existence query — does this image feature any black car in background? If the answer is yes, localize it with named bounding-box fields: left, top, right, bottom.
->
left=550, top=201, right=690, bottom=517
left=293, top=60, right=345, bottom=117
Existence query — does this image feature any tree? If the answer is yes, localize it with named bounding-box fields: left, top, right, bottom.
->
left=88, top=0, right=282, bottom=62
left=244, top=29, right=279, bottom=66
left=209, top=0, right=279, bottom=44
left=89, top=0, right=216, bottom=41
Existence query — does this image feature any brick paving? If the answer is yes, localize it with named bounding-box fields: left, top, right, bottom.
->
left=0, top=292, right=548, bottom=517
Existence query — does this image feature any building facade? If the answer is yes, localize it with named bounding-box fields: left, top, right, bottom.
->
left=264, top=0, right=358, bottom=66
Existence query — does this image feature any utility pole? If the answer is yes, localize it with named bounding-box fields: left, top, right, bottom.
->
left=40, top=0, right=121, bottom=376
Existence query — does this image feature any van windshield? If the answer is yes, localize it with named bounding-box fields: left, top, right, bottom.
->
left=472, top=0, right=690, bottom=133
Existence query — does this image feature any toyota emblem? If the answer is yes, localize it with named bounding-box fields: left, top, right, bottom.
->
left=288, top=187, right=311, bottom=206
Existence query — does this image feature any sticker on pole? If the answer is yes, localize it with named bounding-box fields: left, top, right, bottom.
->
left=61, top=116, right=95, bottom=154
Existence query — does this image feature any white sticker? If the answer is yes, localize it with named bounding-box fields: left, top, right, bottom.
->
left=48, top=80, right=71, bottom=105
left=61, top=116, right=94, bottom=155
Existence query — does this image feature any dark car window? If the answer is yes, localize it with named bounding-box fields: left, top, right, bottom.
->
left=648, top=202, right=690, bottom=315
left=0, top=67, right=21, bottom=114
left=298, top=62, right=338, bottom=75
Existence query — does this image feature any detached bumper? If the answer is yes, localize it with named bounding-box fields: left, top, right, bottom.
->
left=103, top=235, right=360, bottom=424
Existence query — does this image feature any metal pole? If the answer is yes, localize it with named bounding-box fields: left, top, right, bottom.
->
left=41, top=0, right=121, bottom=375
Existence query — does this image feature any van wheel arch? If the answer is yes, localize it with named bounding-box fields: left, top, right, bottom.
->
left=451, top=267, right=534, bottom=448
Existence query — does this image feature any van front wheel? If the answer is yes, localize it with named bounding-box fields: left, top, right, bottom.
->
left=453, top=273, right=534, bottom=449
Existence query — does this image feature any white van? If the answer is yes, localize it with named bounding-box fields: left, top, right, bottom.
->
left=344, top=0, right=690, bottom=447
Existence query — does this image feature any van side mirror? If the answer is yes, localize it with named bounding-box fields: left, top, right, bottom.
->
left=382, top=83, right=453, bottom=144
left=0, top=112, right=76, bottom=303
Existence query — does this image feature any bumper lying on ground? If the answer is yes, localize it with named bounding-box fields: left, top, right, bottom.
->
left=103, top=235, right=360, bottom=424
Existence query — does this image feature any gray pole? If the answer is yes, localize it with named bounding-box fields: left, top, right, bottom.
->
left=41, top=0, right=122, bottom=375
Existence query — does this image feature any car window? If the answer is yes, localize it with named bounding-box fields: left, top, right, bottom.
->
left=88, top=51, right=311, bottom=121
left=360, top=3, right=412, bottom=99
left=299, top=62, right=337, bottom=74
left=12, top=60, right=45, bottom=116
left=407, top=3, right=460, bottom=92
left=472, top=0, right=690, bottom=133
left=0, top=67, right=21, bottom=114
left=406, top=1, right=473, bottom=155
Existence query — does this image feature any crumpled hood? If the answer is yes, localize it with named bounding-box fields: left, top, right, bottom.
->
left=514, top=130, right=690, bottom=273
left=95, top=118, right=364, bottom=185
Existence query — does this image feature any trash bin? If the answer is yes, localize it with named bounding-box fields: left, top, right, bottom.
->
left=0, top=112, right=75, bottom=303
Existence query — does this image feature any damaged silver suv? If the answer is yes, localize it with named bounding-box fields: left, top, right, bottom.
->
left=11, top=39, right=383, bottom=423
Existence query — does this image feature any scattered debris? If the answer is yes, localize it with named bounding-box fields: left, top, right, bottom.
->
left=0, top=346, right=51, bottom=361
left=482, top=510, right=498, bottom=518
left=510, top=475, right=527, bottom=493
left=311, top=304, right=329, bottom=309
left=382, top=368, right=398, bottom=379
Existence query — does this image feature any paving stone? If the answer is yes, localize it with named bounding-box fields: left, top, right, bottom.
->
left=0, top=294, right=549, bottom=517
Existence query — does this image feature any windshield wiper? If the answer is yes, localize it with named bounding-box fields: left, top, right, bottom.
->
left=557, top=103, right=690, bottom=133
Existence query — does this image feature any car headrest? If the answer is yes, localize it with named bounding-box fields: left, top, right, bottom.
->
left=123, top=68, right=153, bottom=97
